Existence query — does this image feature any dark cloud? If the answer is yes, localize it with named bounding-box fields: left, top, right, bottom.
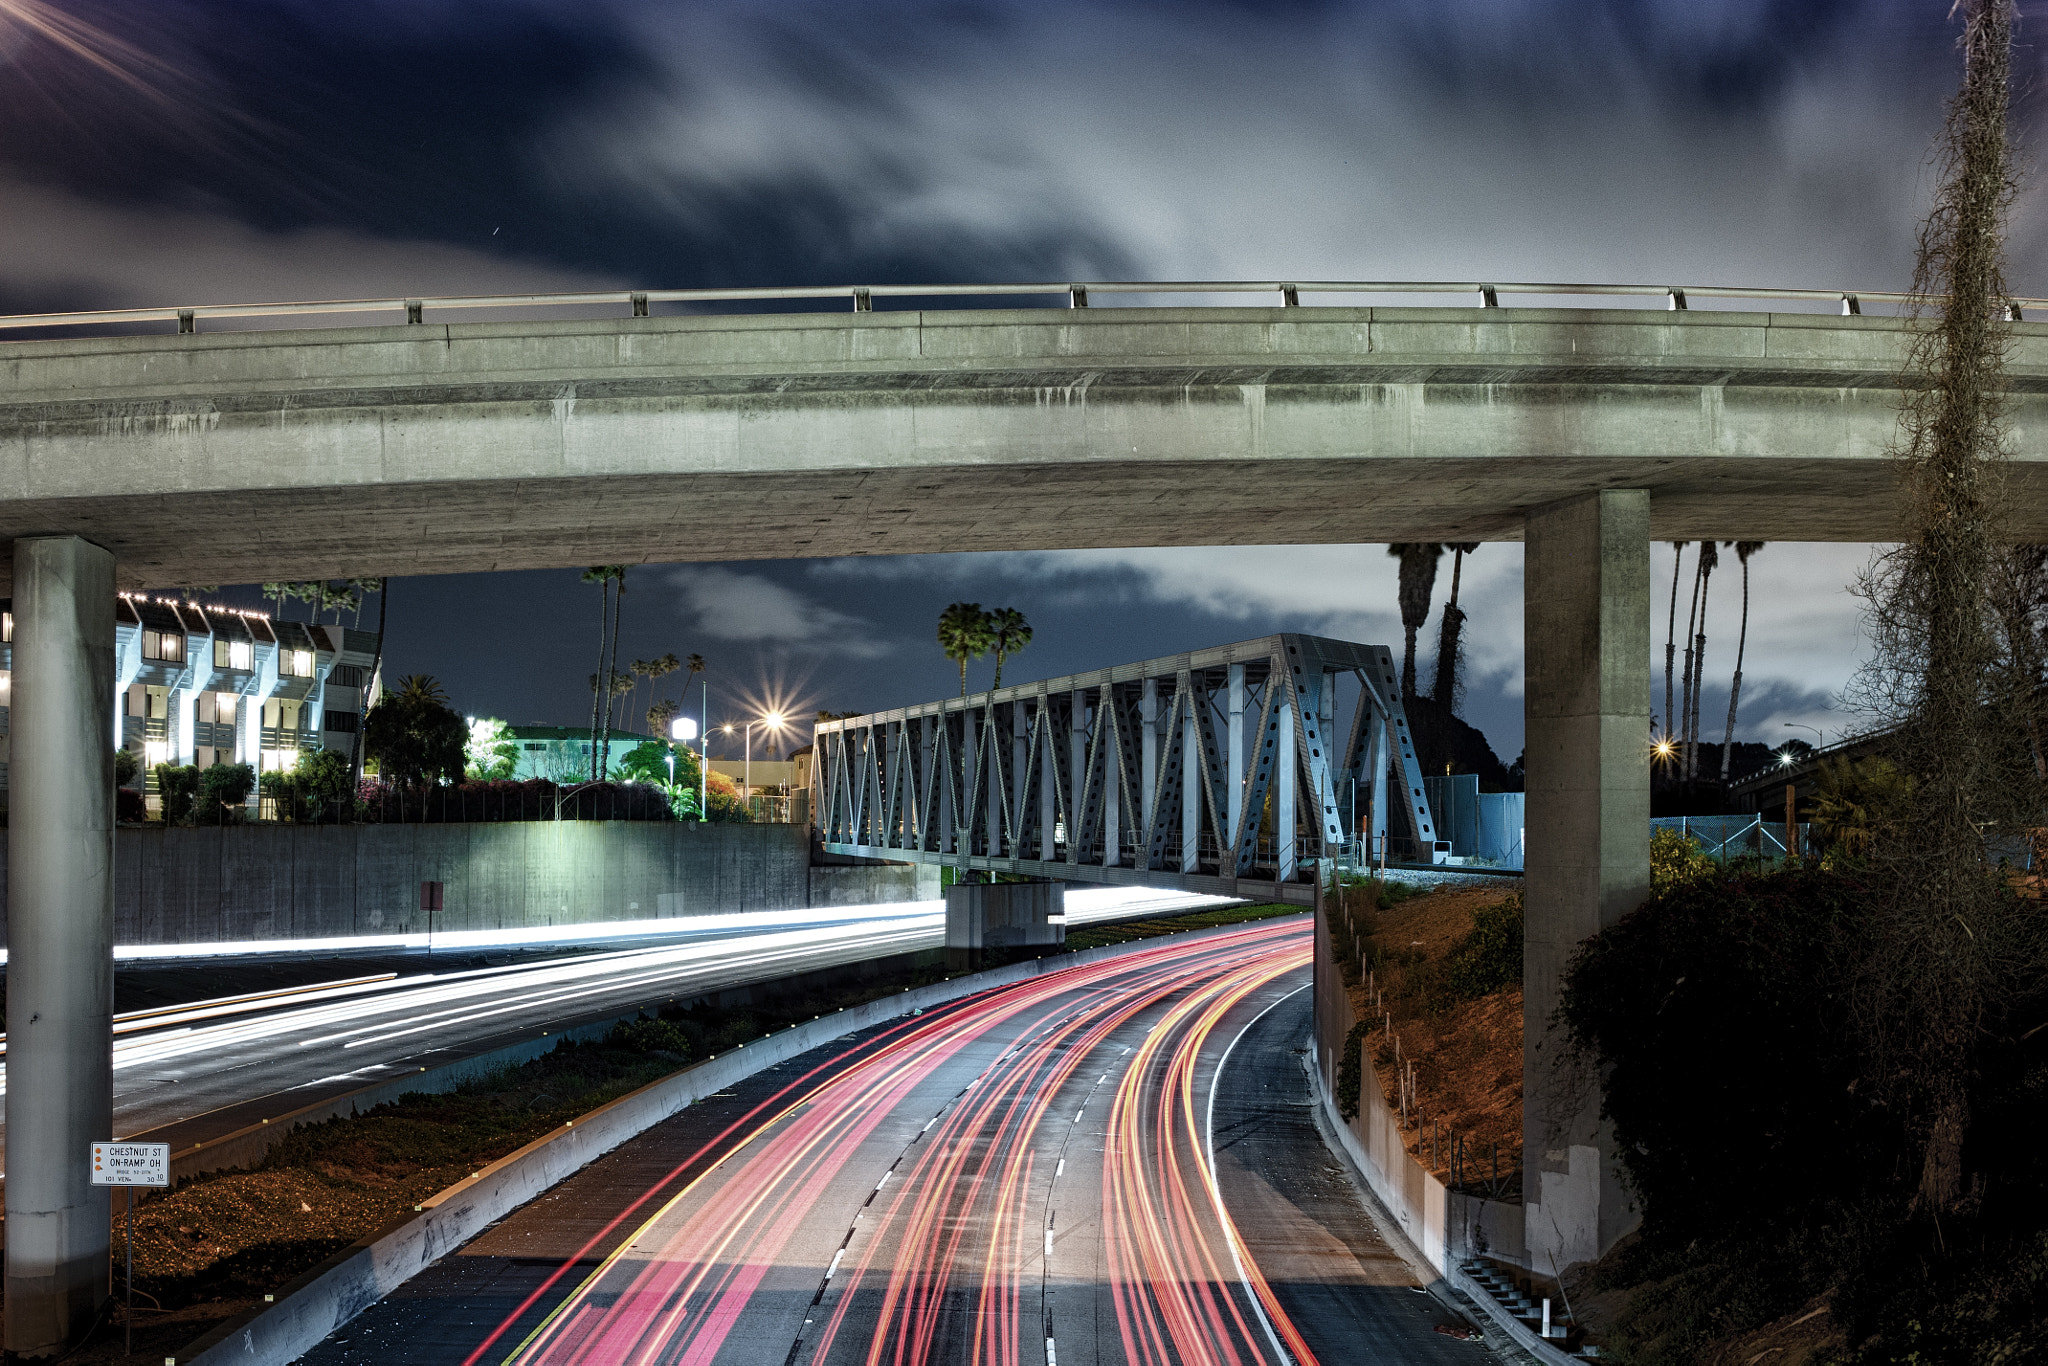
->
left=0, top=0, right=2010, bottom=759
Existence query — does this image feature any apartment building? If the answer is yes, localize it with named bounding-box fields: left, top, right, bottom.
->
left=0, top=593, right=380, bottom=806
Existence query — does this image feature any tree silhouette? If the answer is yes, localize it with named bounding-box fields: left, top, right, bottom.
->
left=987, top=607, right=1033, bottom=689
left=1685, top=541, right=1720, bottom=785
left=937, top=602, right=994, bottom=697
left=364, top=674, right=466, bottom=786
left=1429, top=544, right=1480, bottom=713
left=1662, top=541, right=1690, bottom=742
left=1388, top=544, right=1443, bottom=698
left=1718, top=543, right=1765, bottom=781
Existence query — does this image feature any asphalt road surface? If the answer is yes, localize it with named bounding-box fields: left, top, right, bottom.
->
left=0, top=890, right=1233, bottom=1175
left=292, top=919, right=1497, bottom=1366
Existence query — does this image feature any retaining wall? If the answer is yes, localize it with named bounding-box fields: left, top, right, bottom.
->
left=1310, top=901, right=1526, bottom=1274
left=0, top=823, right=936, bottom=948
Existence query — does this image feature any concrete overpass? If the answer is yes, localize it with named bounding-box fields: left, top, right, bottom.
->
left=5, top=290, right=2048, bottom=596
left=6, top=280, right=2048, bottom=1355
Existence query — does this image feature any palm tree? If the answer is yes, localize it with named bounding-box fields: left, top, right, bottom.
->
left=628, top=659, right=655, bottom=732
left=1686, top=541, right=1721, bottom=785
left=581, top=566, right=628, bottom=778
left=582, top=568, right=613, bottom=780
left=937, top=602, right=994, bottom=697
left=987, top=607, right=1033, bottom=689
left=602, top=567, right=627, bottom=773
left=1429, top=543, right=1481, bottom=712
left=1677, top=544, right=1705, bottom=777
left=1388, top=544, right=1444, bottom=698
left=1663, top=541, right=1690, bottom=742
left=1719, top=543, right=1765, bottom=781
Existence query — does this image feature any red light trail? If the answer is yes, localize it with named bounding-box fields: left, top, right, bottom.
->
left=480, top=920, right=1318, bottom=1366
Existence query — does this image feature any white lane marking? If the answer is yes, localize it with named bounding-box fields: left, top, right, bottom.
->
left=1206, top=980, right=1313, bottom=1366
left=1046, top=1337, right=1059, bottom=1366
left=1056, top=1158, right=1065, bottom=1177
left=826, top=1248, right=845, bottom=1280
left=1044, top=1228, right=1054, bottom=1258
left=876, top=1172, right=891, bottom=1190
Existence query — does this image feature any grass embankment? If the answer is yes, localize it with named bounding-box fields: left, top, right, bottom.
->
left=29, top=900, right=1299, bottom=1363
left=1327, top=877, right=1524, bottom=1194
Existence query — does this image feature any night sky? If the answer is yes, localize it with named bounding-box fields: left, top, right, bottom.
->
left=4, top=0, right=2039, bottom=763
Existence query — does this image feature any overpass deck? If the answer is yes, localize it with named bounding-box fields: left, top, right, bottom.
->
left=7, top=290, right=2048, bottom=593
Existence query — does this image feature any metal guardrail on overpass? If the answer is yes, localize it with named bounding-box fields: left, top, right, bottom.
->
left=811, top=634, right=1444, bottom=905
left=0, top=278, right=2033, bottom=336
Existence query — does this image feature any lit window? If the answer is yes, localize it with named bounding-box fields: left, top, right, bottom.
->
left=213, top=638, right=254, bottom=670
left=215, top=693, right=238, bottom=724
left=2, top=611, right=11, bottom=642
left=282, top=648, right=314, bottom=678
left=143, top=629, right=184, bottom=662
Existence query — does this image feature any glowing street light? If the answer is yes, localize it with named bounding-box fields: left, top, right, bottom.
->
left=723, top=712, right=791, bottom=810
left=666, top=715, right=700, bottom=795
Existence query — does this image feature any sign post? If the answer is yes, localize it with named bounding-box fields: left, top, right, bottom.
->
left=92, top=1141, right=170, bottom=1354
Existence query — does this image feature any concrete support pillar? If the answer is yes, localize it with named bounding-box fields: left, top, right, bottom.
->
left=944, top=880, right=1065, bottom=971
left=1103, top=695, right=1120, bottom=867
left=1523, top=489, right=1650, bottom=1273
left=5, top=536, right=116, bottom=1359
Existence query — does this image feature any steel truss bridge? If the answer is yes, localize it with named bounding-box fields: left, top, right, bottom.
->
left=812, top=635, right=1446, bottom=903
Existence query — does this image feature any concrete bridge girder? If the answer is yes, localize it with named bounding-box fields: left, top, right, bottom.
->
left=5, top=307, right=2048, bottom=593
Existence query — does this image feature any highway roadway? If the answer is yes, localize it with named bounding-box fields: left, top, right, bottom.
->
left=0, top=890, right=1231, bottom=1174
left=296, top=919, right=1494, bottom=1366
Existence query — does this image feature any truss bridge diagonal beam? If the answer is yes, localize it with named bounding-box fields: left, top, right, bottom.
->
left=812, top=634, right=1445, bottom=903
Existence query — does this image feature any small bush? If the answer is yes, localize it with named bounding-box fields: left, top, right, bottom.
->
left=607, top=1014, right=692, bottom=1058
left=1413, top=892, right=1523, bottom=1010
left=1334, top=1019, right=1373, bottom=1120
left=154, top=763, right=199, bottom=824
left=1649, top=826, right=1717, bottom=893
left=116, top=788, right=147, bottom=823
left=197, top=762, right=255, bottom=818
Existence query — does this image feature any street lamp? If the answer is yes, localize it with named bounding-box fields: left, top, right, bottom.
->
left=1783, top=722, right=1826, bottom=748
left=668, top=716, right=700, bottom=805
left=722, top=711, right=789, bottom=811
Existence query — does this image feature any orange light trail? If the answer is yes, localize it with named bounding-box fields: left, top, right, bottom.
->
left=483, top=920, right=1319, bottom=1366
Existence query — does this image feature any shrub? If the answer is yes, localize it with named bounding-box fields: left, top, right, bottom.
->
left=1334, top=1019, right=1373, bottom=1120
left=113, top=747, right=139, bottom=787
left=606, top=1014, right=691, bottom=1058
left=1649, top=826, right=1717, bottom=892
left=154, top=763, right=199, bottom=824
left=196, top=762, right=255, bottom=819
left=1414, top=892, right=1523, bottom=1010
left=116, top=789, right=147, bottom=824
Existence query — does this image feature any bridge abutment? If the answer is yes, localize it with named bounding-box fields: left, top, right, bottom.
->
left=4, top=535, right=116, bottom=1358
left=1522, top=490, right=1649, bottom=1273
left=943, top=880, right=1065, bottom=972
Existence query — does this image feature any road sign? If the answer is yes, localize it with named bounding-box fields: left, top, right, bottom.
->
left=90, top=1141, right=169, bottom=1187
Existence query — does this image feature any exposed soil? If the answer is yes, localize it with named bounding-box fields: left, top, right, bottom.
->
left=1343, top=882, right=1524, bottom=1193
